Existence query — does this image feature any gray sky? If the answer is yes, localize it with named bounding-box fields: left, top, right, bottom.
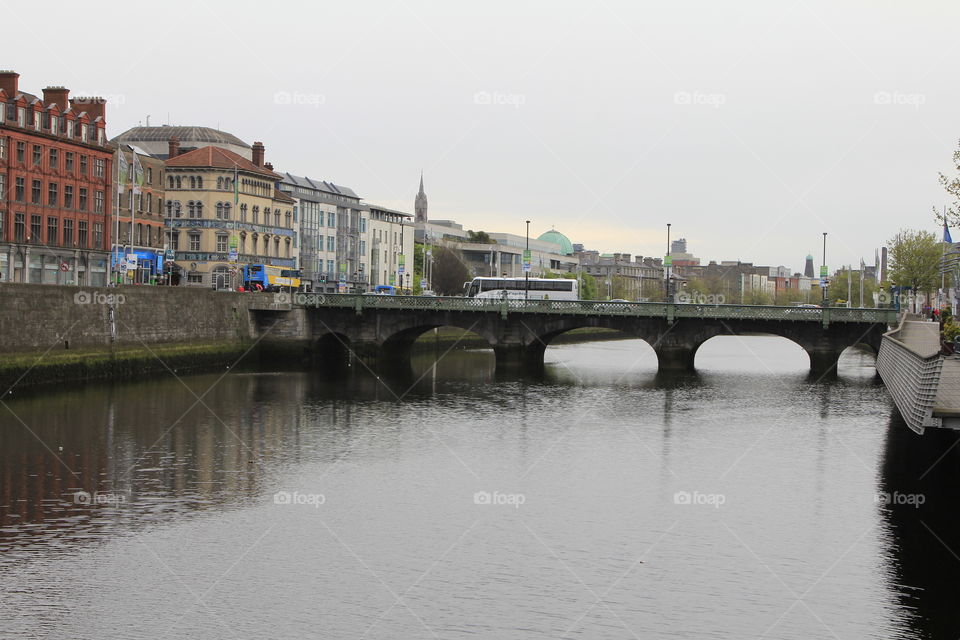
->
left=8, top=0, right=959, bottom=272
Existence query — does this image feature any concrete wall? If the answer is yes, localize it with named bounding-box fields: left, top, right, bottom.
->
left=0, top=283, right=269, bottom=353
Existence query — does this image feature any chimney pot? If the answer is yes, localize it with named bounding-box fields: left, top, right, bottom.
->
left=43, top=86, right=70, bottom=110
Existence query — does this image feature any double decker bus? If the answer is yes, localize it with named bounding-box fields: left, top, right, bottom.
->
left=242, top=264, right=302, bottom=291
left=464, top=277, right=579, bottom=301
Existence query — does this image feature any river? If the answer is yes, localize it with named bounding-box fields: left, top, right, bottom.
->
left=2, top=336, right=960, bottom=639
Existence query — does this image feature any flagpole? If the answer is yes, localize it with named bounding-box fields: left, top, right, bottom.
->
left=130, top=150, right=135, bottom=284
left=942, top=206, right=948, bottom=312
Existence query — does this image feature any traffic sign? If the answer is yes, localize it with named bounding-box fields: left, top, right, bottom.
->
left=819, top=265, right=828, bottom=277
left=59, top=262, right=69, bottom=272
left=420, top=278, right=427, bottom=288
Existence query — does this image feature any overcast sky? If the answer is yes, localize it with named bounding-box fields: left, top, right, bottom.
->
left=7, top=0, right=959, bottom=272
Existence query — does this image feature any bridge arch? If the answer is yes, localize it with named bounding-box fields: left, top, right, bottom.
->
left=379, top=319, right=498, bottom=367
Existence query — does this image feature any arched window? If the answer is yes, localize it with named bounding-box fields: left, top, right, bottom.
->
left=285, top=238, right=290, bottom=258
left=263, top=235, right=269, bottom=255
left=240, top=204, right=248, bottom=222
left=196, top=176, right=203, bottom=189
left=187, top=201, right=195, bottom=218
left=223, top=203, right=231, bottom=220
left=239, top=233, right=246, bottom=254
left=274, top=237, right=280, bottom=257
left=175, top=176, right=181, bottom=189
left=167, top=176, right=174, bottom=189
left=174, top=201, right=182, bottom=218
left=196, top=201, right=203, bottom=217
left=189, top=176, right=196, bottom=189
left=216, top=203, right=223, bottom=219
left=217, top=177, right=223, bottom=190
left=166, top=201, right=173, bottom=217
left=252, top=206, right=259, bottom=224
left=136, top=223, right=142, bottom=245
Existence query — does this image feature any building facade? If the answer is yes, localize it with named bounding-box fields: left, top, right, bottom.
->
left=0, top=71, right=114, bottom=285
left=277, top=173, right=368, bottom=292
left=113, top=143, right=166, bottom=284
left=112, top=125, right=251, bottom=161
left=164, top=142, right=296, bottom=288
left=366, top=204, right=414, bottom=290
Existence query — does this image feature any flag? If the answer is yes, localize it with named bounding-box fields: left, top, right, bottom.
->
left=116, top=150, right=128, bottom=193
left=132, top=152, right=144, bottom=195
left=944, top=221, right=953, bottom=244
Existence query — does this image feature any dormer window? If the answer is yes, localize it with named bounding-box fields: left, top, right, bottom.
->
left=81, top=124, right=88, bottom=141
left=50, top=115, right=58, bottom=134
left=97, top=128, right=104, bottom=145
left=17, top=107, right=25, bottom=127
left=66, top=120, right=74, bottom=138
left=34, top=112, right=41, bottom=131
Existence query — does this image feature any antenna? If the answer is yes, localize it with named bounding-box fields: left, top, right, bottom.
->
left=146, top=114, right=151, bottom=126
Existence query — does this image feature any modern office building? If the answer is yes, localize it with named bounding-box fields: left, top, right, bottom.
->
left=0, top=71, right=114, bottom=285
left=366, top=204, right=414, bottom=290
left=277, top=173, right=367, bottom=292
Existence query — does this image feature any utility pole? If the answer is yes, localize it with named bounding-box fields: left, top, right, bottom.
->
left=822, top=232, right=828, bottom=306
left=525, top=220, right=530, bottom=300
left=666, top=223, right=671, bottom=301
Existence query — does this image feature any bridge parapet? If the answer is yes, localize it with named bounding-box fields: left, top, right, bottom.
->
left=876, top=318, right=945, bottom=434
left=290, top=293, right=897, bottom=325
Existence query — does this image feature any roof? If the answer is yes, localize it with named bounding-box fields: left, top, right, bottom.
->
left=165, top=146, right=280, bottom=179
left=538, top=229, right=574, bottom=256
left=273, top=188, right=296, bottom=204
left=279, top=172, right=360, bottom=200
left=365, top=203, right=413, bottom=218
left=111, top=125, right=249, bottom=148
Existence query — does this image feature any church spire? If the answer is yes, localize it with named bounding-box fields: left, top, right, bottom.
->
left=415, top=171, right=428, bottom=224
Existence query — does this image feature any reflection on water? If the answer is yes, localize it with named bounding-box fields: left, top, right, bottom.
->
left=0, top=336, right=955, bottom=639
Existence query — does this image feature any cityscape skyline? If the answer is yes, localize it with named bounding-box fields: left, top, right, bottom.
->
left=4, top=1, right=956, bottom=272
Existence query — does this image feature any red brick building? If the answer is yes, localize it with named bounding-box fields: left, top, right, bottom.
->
left=0, top=70, right=114, bottom=285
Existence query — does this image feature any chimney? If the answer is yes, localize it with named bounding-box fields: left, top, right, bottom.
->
left=252, top=141, right=265, bottom=167
left=70, top=96, right=106, bottom=121
left=622, top=253, right=631, bottom=263
left=168, top=136, right=180, bottom=158
left=43, top=86, right=70, bottom=109
left=0, top=70, right=19, bottom=96
left=264, top=162, right=274, bottom=171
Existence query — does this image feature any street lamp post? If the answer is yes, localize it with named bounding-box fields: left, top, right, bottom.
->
left=525, top=220, right=530, bottom=301
left=822, top=232, right=828, bottom=306
left=666, top=223, right=671, bottom=301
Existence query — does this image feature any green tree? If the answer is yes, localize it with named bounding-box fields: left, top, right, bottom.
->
left=431, top=246, right=470, bottom=295
left=888, top=229, right=942, bottom=300
left=412, top=243, right=426, bottom=294
left=937, top=138, right=960, bottom=226
left=543, top=270, right=599, bottom=300
left=742, top=288, right=773, bottom=305
left=465, top=230, right=494, bottom=244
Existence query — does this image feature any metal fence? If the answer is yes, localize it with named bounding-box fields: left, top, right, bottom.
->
left=290, top=293, right=898, bottom=324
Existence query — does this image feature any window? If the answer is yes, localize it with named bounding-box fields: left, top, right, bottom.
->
left=217, top=177, right=223, bottom=190
left=168, top=176, right=174, bottom=189
left=239, top=234, right=246, bottom=254
left=64, top=186, right=73, bottom=209
left=63, top=219, right=74, bottom=245
left=188, top=274, right=203, bottom=284
left=67, top=120, right=74, bottom=138
left=328, top=212, right=335, bottom=227
left=32, top=145, right=41, bottom=166
left=175, top=176, right=181, bottom=189
left=31, top=180, right=41, bottom=204
left=188, top=201, right=197, bottom=218
left=196, top=176, right=203, bottom=189
left=47, top=217, right=58, bottom=244
left=78, top=221, right=87, bottom=247
left=15, top=213, right=25, bottom=242
left=65, top=152, right=74, bottom=172
left=81, top=124, right=88, bottom=141
left=93, top=222, right=103, bottom=248
left=0, top=210, right=4, bottom=241
left=216, top=234, right=228, bottom=252
left=285, top=239, right=291, bottom=258
left=136, top=223, right=142, bottom=246
left=360, top=240, right=366, bottom=256
left=223, top=203, right=230, bottom=220
left=216, top=203, right=223, bottom=219
left=98, top=128, right=105, bottom=145
left=80, top=156, right=87, bottom=175
left=274, top=211, right=280, bottom=226
left=94, top=158, right=105, bottom=178
left=15, top=177, right=24, bottom=202
left=94, top=190, right=104, bottom=213
left=190, top=176, right=196, bottom=189
left=240, top=204, right=248, bottom=222
left=49, top=148, right=58, bottom=170
left=48, top=183, right=58, bottom=206
left=147, top=167, right=153, bottom=184
left=252, top=206, right=259, bottom=224
left=30, top=215, right=41, bottom=242
left=327, top=259, right=334, bottom=273
left=50, top=115, right=58, bottom=134
left=360, top=217, right=366, bottom=233
left=16, top=141, right=25, bottom=162
left=327, top=236, right=335, bottom=252
left=171, top=231, right=179, bottom=250
left=195, top=201, right=202, bottom=217
left=0, top=136, right=6, bottom=159
left=188, top=232, right=200, bottom=251
left=286, top=211, right=292, bottom=228
left=78, top=188, right=88, bottom=211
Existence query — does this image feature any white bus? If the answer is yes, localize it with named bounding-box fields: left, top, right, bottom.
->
left=464, top=277, right=579, bottom=301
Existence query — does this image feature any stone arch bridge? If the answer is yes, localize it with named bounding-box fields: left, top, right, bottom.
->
left=250, top=295, right=897, bottom=374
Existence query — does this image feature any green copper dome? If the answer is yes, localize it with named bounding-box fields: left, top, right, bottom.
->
left=538, top=230, right=574, bottom=256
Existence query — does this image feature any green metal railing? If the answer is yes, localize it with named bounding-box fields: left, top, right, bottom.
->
left=289, top=293, right=898, bottom=325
